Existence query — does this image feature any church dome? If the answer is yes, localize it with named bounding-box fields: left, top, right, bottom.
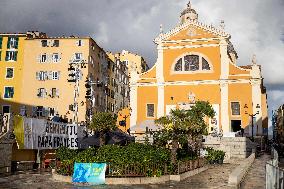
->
left=180, top=1, right=198, bottom=24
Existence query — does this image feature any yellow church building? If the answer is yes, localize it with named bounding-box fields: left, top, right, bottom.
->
left=129, top=2, right=268, bottom=137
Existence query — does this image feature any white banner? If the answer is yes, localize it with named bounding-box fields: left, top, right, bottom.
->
left=23, top=117, right=84, bottom=149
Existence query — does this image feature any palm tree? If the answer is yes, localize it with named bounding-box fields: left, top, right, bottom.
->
left=89, top=112, right=117, bottom=146
left=155, top=101, right=215, bottom=164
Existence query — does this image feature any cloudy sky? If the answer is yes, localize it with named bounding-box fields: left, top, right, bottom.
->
left=1, top=0, right=284, bottom=124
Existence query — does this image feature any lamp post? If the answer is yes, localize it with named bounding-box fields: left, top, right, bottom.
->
left=244, top=103, right=261, bottom=141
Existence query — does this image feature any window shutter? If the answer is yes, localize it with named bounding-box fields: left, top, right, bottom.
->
left=48, top=71, right=53, bottom=80
left=57, top=71, right=61, bottom=80
left=37, top=55, right=41, bottom=63
left=7, top=37, right=10, bottom=48
left=0, top=37, right=2, bottom=49
left=36, top=72, right=40, bottom=80
left=32, top=107, right=37, bottom=116
left=56, top=89, right=59, bottom=97
left=15, top=37, right=19, bottom=49
left=43, top=88, right=47, bottom=98
left=5, top=51, right=8, bottom=61
left=44, top=71, right=48, bottom=80
left=46, top=54, right=50, bottom=63
left=14, top=51, right=18, bottom=61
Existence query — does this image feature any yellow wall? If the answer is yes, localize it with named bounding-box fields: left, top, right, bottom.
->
left=163, top=46, right=221, bottom=81
left=0, top=34, right=26, bottom=114
left=228, top=83, right=252, bottom=129
left=137, top=86, right=158, bottom=123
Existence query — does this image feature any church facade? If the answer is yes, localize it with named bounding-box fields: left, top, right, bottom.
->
left=129, top=2, right=268, bottom=136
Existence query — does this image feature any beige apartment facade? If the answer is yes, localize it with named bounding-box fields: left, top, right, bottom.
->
left=110, top=50, right=149, bottom=77
left=20, top=32, right=107, bottom=123
left=107, top=53, right=129, bottom=114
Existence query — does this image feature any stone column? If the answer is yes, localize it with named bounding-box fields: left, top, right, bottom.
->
left=219, top=39, right=230, bottom=133
left=156, top=43, right=165, bottom=118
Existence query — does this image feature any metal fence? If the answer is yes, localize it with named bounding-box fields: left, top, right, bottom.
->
left=56, top=158, right=206, bottom=177
left=266, top=162, right=284, bottom=189
left=266, top=147, right=284, bottom=189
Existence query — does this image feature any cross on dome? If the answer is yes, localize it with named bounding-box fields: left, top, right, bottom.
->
left=187, top=1, right=191, bottom=9
left=180, top=1, right=198, bottom=24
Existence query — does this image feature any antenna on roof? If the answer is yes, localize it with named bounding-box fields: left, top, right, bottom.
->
left=187, top=1, right=191, bottom=9
left=160, top=24, right=163, bottom=34
left=220, top=20, right=225, bottom=30
left=252, top=54, right=257, bottom=65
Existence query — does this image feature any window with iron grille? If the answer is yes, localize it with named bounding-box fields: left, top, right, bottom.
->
left=173, top=54, right=211, bottom=72
left=5, top=51, right=17, bottom=61
left=231, top=102, right=240, bottom=115
left=146, top=104, right=155, bottom=118
left=7, top=37, right=18, bottom=49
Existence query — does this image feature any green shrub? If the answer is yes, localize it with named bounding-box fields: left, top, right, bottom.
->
left=55, top=146, right=78, bottom=161
left=55, top=144, right=171, bottom=177
left=205, top=147, right=225, bottom=164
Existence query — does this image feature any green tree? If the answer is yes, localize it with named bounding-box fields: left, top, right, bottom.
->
left=154, top=101, right=215, bottom=164
left=89, top=112, right=117, bottom=146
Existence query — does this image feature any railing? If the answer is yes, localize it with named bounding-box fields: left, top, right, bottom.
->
left=176, top=158, right=206, bottom=175
left=266, top=147, right=284, bottom=189
left=55, top=158, right=206, bottom=177
left=107, top=163, right=167, bottom=177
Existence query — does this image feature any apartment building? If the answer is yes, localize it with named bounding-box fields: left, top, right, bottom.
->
left=0, top=33, right=26, bottom=114
left=0, top=31, right=109, bottom=123
left=110, top=50, right=149, bottom=77
left=107, top=53, right=129, bottom=114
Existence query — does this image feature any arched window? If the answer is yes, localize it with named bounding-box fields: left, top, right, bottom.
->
left=184, top=55, right=199, bottom=71
left=202, top=57, right=210, bottom=70
left=174, top=58, right=182, bottom=71
left=173, top=54, right=211, bottom=72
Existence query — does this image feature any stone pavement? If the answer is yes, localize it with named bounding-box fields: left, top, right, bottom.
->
left=240, top=154, right=271, bottom=189
left=0, top=161, right=241, bottom=189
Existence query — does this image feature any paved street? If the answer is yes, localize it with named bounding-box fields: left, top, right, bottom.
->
left=0, top=162, right=240, bottom=189
left=240, top=154, right=270, bottom=189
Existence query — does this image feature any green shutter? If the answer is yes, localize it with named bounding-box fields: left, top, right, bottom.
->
left=14, top=51, right=18, bottom=61
left=7, top=37, right=10, bottom=48
left=5, top=51, right=8, bottom=61
left=15, top=37, right=19, bottom=49
left=0, top=37, right=2, bottom=49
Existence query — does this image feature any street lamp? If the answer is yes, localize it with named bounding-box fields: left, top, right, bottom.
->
left=244, top=103, right=261, bottom=141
